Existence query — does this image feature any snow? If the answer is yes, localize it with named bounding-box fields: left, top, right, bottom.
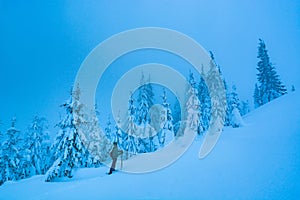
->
left=1, top=92, right=300, bottom=199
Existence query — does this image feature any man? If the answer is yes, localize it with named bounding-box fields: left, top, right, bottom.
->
left=108, top=142, right=123, bottom=175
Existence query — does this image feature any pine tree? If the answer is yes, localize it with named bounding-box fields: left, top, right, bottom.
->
left=24, top=116, right=49, bottom=176
left=136, top=73, right=154, bottom=125
left=161, top=88, right=173, bottom=132
left=159, top=88, right=174, bottom=145
left=74, top=85, right=111, bottom=167
left=172, top=103, right=181, bottom=126
left=255, top=39, right=287, bottom=106
left=254, top=83, right=261, bottom=108
left=206, top=59, right=226, bottom=128
left=123, top=94, right=138, bottom=157
left=240, top=100, right=250, bottom=116
left=85, top=110, right=110, bottom=166
left=115, top=113, right=122, bottom=144
left=224, top=82, right=231, bottom=126
left=230, top=85, right=240, bottom=110
left=145, top=75, right=154, bottom=107
left=45, top=97, right=86, bottom=182
left=225, top=85, right=243, bottom=127
left=40, top=134, right=51, bottom=174
left=137, top=88, right=150, bottom=125
left=105, top=116, right=113, bottom=142
left=0, top=118, right=22, bottom=184
left=209, top=52, right=228, bottom=127
left=231, top=106, right=244, bottom=128
left=188, top=70, right=197, bottom=89
left=185, top=72, right=202, bottom=135
left=185, top=87, right=201, bottom=134
left=198, top=66, right=211, bottom=133
left=134, top=73, right=156, bottom=153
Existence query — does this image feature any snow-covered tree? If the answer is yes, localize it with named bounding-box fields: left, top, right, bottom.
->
left=24, top=116, right=49, bottom=176
left=231, top=106, right=245, bottom=128
left=84, top=110, right=110, bottom=166
left=225, top=85, right=243, bottom=127
left=74, top=85, right=111, bottom=166
left=157, top=88, right=174, bottom=146
left=136, top=73, right=154, bottom=125
left=172, top=103, right=181, bottom=126
left=145, top=75, right=154, bottom=107
left=40, top=134, right=51, bottom=174
left=224, top=83, right=231, bottom=126
left=185, top=87, right=201, bottom=134
left=45, top=97, right=86, bottom=182
left=255, top=39, right=287, bottom=106
left=184, top=71, right=202, bottom=135
left=230, top=85, right=240, bottom=110
left=209, top=52, right=228, bottom=127
left=161, top=88, right=173, bottom=131
left=105, top=116, right=114, bottom=142
left=133, top=73, right=157, bottom=153
left=137, top=88, right=150, bottom=125
left=198, top=66, right=211, bottom=133
left=0, top=118, right=22, bottom=184
left=122, top=94, right=138, bottom=158
left=126, top=94, right=137, bottom=136
left=188, top=70, right=197, bottom=89
left=240, top=100, right=250, bottom=116
left=206, top=58, right=226, bottom=128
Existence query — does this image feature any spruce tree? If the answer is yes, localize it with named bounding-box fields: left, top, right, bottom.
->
left=123, top=94, right=138, bottom=157
left=224, top=85, right=243, bottom=127
left=230, top=106, right=244, bottom=128
left=206, top=51, right=227, bottom=126
left=85, top=110, right=110, bottom=165
left=172, top=103, right=181, bottom=126
left=254, top=83, right=261, bottom=108
left=255, top=39, right=287, bottom=106
left=240, top=100, right=250, bottom=116
left=206, top=59, right=226, bottom=127
left=0, top=118, right=22, bottom=183
left=185, top=72, right=202, bottom=134
left=185, top=86, right=201, bottom=134
left=158, top=88, right=174, bottom=146
left=145, top=75, right=154, bottom=107
left=229, top=85, right=244, bottom=127
left=137, top=87, right=150, bottom=125
left=105, top=116, right=113, bottom=142
left=45, top=97, right=86, bottom=182
left=198, top=66, right=211, bottom=133
left=161, top=88, right=173, bottom=132
left=24, top=116, right=49, bottom=175
left=136, top=73, right=154, bottom=125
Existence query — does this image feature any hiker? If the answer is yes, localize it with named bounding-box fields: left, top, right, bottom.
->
left=108, top=142, right=123, bottom=175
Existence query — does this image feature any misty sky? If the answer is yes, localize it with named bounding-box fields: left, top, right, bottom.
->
left=0, top=0, right=299, bottom=134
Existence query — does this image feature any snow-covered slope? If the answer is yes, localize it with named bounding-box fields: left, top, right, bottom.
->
left=1, top=92, right=300, bottom=200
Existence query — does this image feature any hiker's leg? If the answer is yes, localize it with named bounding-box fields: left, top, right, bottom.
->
left=111, top=158, right=117, bottom=170
left=108, top=158, right=117, bottom=174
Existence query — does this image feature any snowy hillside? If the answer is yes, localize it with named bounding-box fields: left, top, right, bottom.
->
left=1, top=92, right=299, bottom=200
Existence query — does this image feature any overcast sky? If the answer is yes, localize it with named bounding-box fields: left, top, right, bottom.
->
left=0, top=0, right=299, bottom=134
